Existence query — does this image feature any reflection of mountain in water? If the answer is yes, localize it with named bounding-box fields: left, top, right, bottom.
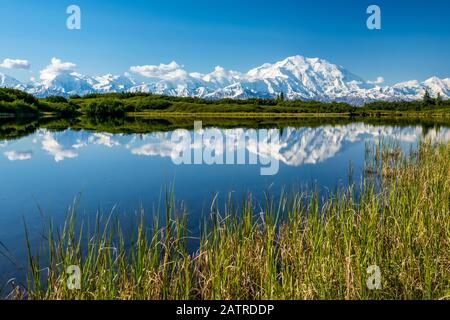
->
left=2, top=124, right=450, bottom=165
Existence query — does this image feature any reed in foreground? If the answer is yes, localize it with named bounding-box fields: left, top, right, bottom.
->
left=20, top=141, right=450, bottom=300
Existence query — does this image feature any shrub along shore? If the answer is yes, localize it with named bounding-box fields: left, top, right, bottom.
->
left=17, top=141, right=450, bottom=300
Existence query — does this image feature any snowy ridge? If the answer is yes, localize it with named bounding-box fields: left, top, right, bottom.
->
left=1, top=55, right=449, bottom=105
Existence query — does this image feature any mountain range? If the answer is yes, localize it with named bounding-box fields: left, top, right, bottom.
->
left=1, top=55, right=449, bottom=105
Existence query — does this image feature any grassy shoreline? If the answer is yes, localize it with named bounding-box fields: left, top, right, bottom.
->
left=4, top=110, right=450, bottom=119
left=17, top=141, right=450, bottom=300
left=4, top=110, right=450, bottom=127
left=127, top=111, right=450, bottom=119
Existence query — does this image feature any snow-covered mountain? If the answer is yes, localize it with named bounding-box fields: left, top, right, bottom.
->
left=25, top=72, right=137, bottom=97
left=1, top=55, right=449, bottom=105
left=0, top=73, right=25, bottom=89
left=93, top=74, right=135, bottom=93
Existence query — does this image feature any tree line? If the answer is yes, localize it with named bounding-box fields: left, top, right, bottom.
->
left=1, top=88, right=449, bottom=117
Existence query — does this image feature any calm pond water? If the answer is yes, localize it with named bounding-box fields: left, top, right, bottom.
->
left=1, top=119, right=450, bottom=286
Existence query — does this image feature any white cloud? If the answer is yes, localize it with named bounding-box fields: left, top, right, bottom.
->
left=129, top=61, right=187, bottom=79
left=4, top=150, right=33, bottom=161
left=367, top=76, right=385, bottom=85
left=39, top=57, right=76, bottom=84
left=0, top=58, right=30, bottom=70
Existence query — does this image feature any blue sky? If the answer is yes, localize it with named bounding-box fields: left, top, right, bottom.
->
left=1, top=0, right=449, bottom=84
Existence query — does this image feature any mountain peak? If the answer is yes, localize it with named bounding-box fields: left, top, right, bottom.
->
left=281, top=55, right=306, bottom=63
left=0, top=73, right=22, bottom=88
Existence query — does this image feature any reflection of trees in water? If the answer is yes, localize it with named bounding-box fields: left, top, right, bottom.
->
left=0, top=117, right=41, bottom=141
left=1, top=115, right=450, bottom=142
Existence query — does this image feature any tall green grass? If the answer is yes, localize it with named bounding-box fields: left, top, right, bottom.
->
left=18, top=141, right=450, bottom=300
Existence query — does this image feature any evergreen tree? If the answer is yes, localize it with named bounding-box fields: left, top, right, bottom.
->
left=436, top=93, right=442, bottom=106
left=277, top=92, right=285, bottom=102
left=423, top=90, right=433, bottom=105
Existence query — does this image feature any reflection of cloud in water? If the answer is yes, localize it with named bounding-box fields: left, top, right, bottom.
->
left=37, top=130, right=129, bottom=161
left=88, top=133, right=120, bottom=148
left=130, top=132, right=183, bottom=158
left=24, top=125, right=450, bottom=165
left=41, top=132, right=78, bottom=162
left=132, top=141, right=176, bottom=157
left=4, top=150, right=33, bottom=161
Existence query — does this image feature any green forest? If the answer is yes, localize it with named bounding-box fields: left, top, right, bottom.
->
left=1, top=87, right=449, bottom=118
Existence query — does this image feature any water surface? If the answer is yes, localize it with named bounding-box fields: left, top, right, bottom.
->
left=1, top=118, right=449, bottom=287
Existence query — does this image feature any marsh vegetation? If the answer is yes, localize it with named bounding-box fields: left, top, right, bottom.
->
left=16, top=141, right=450, bottom=300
